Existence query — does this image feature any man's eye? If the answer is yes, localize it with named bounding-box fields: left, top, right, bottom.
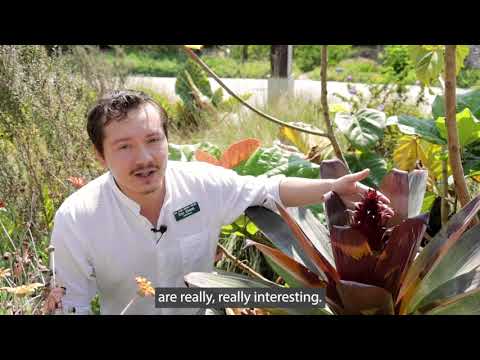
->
left=118, top=144, right=130, bottom=150
left=148, top=138, right=161, bottom=143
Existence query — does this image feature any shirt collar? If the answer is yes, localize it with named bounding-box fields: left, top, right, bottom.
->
left=107, top=172, right=142, bottom=215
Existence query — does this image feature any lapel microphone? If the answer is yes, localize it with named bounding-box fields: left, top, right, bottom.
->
left=151, top=225, right=168, bottom=245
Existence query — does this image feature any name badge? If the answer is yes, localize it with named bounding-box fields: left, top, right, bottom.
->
left=174, top=202, right=200, bottom=222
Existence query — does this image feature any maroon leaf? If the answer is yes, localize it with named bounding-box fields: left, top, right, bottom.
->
left=245, top=240, right=326, bottom=288
left=320, top=159, right=350, bottom=180
left=324, top=191, right=350, bottom=230
left=379, top=169, right=409, bottom=226
left=330, top=225, right=377, bottom=285
left=373, top=214, right=428, bottom=299
left=336, top=280, right=395, bottom=315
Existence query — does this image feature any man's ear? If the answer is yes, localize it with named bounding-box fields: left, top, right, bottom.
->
left=94, top=146, right=107, bottom=168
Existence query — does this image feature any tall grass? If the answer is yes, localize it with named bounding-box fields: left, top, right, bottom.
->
left=0, top=45, right=127, bottom=314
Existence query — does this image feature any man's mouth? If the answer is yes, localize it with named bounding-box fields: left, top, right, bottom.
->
left=133, top=169, right=157, bottom=178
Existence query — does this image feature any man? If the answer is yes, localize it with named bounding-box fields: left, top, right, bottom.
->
left=50, top=90, right=390, bottom=315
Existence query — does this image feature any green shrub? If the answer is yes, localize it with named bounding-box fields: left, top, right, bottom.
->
left=380, top=45, right=415, bottom=83
left=294, top=45, right=353, bottom=73
left=457, top=67, right=480, bottom=88
left=0, top=45, right=126, bottom=313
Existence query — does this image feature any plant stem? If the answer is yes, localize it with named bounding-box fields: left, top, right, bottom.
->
left=441, top=148, right=449, bottom=225
left=320, top=46, right=350, bottom=172
left=217, top=243, right=273, bottom=284
left=181, top=46, right=330, bottom=138
left=444, top=45, right=477, bottom=224
left=0, top=217, right=17, bottom=252
left=27, top=192, right=45, bottom=284
left=120, top=295, right=138, bottom=315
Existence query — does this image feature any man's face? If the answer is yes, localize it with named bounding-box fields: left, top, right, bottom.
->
left=97, top=103, right=168, bottom=198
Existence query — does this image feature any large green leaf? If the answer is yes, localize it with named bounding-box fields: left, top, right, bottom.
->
left=421, top=192, right=437, bottom=213
left=398, top=194, right=480, bottom=313
left=416, top=266, right=480, bottom=314
left=239, top=146, right=287, bottom=176
left=393, top=135, right=447, bottom=185
left=436, top=108, right=480, bottom=147
left=278, top=121, right=332, bottom=155
left=264, top=154, right=320, bottom=179
left=387, top=115, right=446, bottom=145
left=168, top=142, right=221, bottom=161
left=409, top=45, right=468, bottom=88
left=432, top=87, right=480, bottom=120
left=335, top=109, right=386, bottom=150
left=345, top=151, right=387, bottom=188
left=409, top=45, right=444, bottom=87
left=184, top=270, right=277, bottom=288
left=406, top=223, right=480, bottom=312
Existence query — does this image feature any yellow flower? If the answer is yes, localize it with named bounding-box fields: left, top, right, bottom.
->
left=0, top=267, right=11, bottom=279
left=135, top=276, right=155, bottom=297
left=0, top=283, right=44, bottom=297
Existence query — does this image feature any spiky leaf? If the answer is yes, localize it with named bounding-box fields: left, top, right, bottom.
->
left=336, top=280, right=395, bottom=315
left=245, top=206, right=328, bottom=278
left=245, top=240, right=326, bottom=288
left=398, top=194, right=480, bottom=313
left=405, top=223, right=480, bottom=312
left=417, top=266, right=480, bottom=313
left=184, top=270, right=276, bottom=288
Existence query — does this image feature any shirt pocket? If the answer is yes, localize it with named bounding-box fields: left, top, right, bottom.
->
left=178, top=229, right=214, bottom=275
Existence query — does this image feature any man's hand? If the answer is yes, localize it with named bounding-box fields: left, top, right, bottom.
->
left=278, top=169, right=392, bottom=209
left=331, top=168, right=391, bottom=209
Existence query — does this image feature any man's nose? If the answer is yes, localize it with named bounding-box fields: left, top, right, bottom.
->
left=135, top=145, right=154, bottom=164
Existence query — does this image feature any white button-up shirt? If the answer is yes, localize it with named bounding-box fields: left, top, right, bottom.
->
left=50, top=161, right=285, bottom=314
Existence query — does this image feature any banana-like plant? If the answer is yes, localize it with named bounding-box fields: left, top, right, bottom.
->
left=185, top=159, right=480, bottom=315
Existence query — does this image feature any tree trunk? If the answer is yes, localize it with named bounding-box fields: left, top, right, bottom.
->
left=320, top=45, right=349, bottom=171
left=242, top=45, right=249, bottom=63
left=270, top=45, right=291, bottom=78
left=444, top=45, right=475, bottom=221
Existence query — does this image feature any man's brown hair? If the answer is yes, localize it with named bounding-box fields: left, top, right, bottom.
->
left=87, top=90, right=169, bottom=157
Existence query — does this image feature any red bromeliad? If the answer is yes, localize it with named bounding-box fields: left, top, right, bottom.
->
left=185, top=159, right=480, bottom=315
